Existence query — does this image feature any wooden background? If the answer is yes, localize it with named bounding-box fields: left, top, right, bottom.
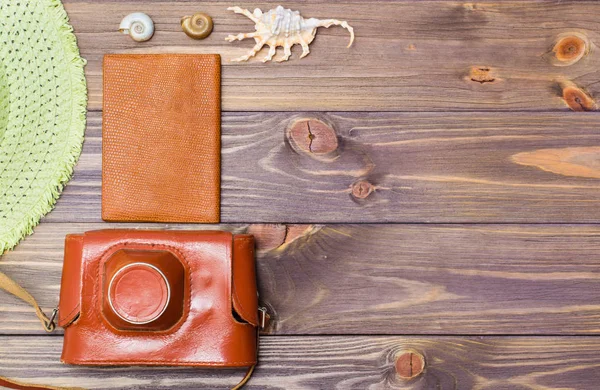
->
left=1, top=0, right=600, bottom=388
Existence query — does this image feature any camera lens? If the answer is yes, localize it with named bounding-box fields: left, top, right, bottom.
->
left=107, top=262, right=170, bottom=324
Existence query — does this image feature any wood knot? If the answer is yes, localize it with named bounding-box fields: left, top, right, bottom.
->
left=246, top=224, right=316, bottom=252
left=287, top=118, right=338, bottom=157
left=395, top=351, right=425, bottom=380
left=552, top=34, right=588, bottom=66
left=561, top=84, right=596, bottom=111
left=468, top=66, right=497, bottom=84
left=246, top=224, right=287, bottom=252
left=351, top=180, right=374, bottom=199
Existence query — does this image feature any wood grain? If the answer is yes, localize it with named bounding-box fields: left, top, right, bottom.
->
left=5, top=1, right=600, bottom=386
left=47, top=111, right=600, bottom=223
left=2, top=223, right=600, bottom=335
left=63, top=1, right=600, bottom=111
left=3, top=335, right=600, bottom=389
left=512, top=147, right=600, bottom=179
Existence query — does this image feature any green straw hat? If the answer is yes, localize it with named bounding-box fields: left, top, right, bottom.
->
left=0, top=0, right=87, bottom=252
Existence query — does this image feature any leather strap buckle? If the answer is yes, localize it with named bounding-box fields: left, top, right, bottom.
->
left=44, top=308, right=58, bottom=332
left=258, top=306, right=269, bottom=330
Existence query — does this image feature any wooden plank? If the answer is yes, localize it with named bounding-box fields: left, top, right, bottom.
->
left=2, top=222, right=600, bottom=335
left=3, top=335, right=600, bottom=389
left=48, top=111, right=600, bottom=223
left=63, top=1, right=600, bottom=111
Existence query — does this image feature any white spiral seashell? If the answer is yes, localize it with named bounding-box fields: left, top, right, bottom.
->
left=119, top=12, right=154, bottom=42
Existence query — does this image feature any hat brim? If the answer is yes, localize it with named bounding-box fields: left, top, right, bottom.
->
left=0, top=0, right=87, bottom=252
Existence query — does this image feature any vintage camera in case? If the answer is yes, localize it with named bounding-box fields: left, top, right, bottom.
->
left=58, top=230, right=261, bottom=369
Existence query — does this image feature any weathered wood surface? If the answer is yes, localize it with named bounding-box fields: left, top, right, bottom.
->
left=4, top=335, right=600, bottom=389
left=3, top=1, right=600, bottom=388
left=3, top=223, right=600, bottom=335
left=63, top=1, right=600, bottom=112
left=47, top=111, right=600, bottom=223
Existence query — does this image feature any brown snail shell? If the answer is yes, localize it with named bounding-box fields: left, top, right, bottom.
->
left=181, top=13, right=213, bottom=39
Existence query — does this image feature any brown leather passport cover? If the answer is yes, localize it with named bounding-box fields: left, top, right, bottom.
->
left=102, top=54, right=221, bottom=223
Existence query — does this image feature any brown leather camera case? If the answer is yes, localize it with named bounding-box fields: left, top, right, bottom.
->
left=58, top=230, right=258, bottom=367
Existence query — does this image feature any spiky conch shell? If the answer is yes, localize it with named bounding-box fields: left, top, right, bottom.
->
left=225, top=5, right=354, bottom=62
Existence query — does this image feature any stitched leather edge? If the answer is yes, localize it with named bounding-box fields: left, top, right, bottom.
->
left=233, top=289, right=255, bottom=324
left=58, top=234, right=84, bottom=327
left=232, top=236, right=258, bottom=325
left=58, top=303, right=80, bottom=327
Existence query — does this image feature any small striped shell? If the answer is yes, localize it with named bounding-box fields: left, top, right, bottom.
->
left=119, top=13, right=154, bottom=42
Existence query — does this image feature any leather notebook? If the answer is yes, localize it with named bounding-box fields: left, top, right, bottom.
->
left=102, top=54, right=221, bottom=223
